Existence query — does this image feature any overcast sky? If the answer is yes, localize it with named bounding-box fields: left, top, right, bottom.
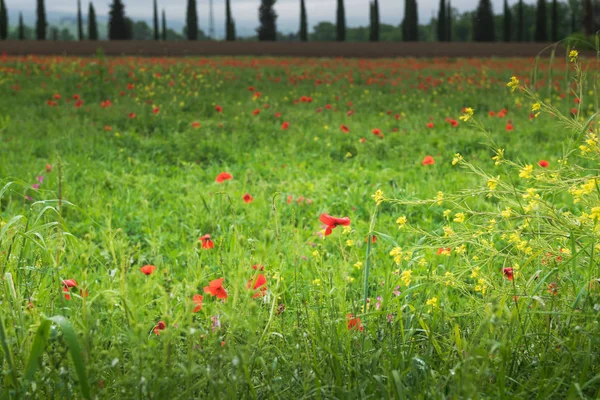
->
left=8, top=0, right=531, bottom=37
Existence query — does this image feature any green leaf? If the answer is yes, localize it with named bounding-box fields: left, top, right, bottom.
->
left=24, top=319, right=51, bottom=382
left=49, top=316, right=91, bottom=399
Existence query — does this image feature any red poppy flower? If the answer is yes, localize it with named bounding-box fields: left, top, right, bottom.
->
left=502, top=267, right=514, bottom=281
left=253, top=109, right=260, bottom=116
left=538, top=160, right=549, bottom=168
left=128, top=113, right=136, bottom=119
left=152, top=107, right=160, bottom=115
left=347, top=314, right=364, bottom=331
left=436, top=247, right=451, bottom=255
left=422, top=155, right=435, bottom=165
left=104, top=125, right=112, bottom=131
left=204, top=278, right=228, bottom=299
left=73, top=94, right=80, bottom=100
left=505, top=122, right=514, bottom=131
left=340, top=124, right=350, bottom=133
left=366, top=235, right=376, bottom=243
left=488, top=111, right=496, bottom=117
left=193, top=294, right=203, bottom=312
left=215, top=105, right=223, bottom=112
left=140, top=265, right=156, bottom=275
left=570, top=108, right=578, bottom=115
left=191, top=121, right=201, bottom=128
left=243, top=193, right=253, bottom=203
left=319, top=213, right=351, bottom=236
left=449, top=119, right=459, bottom=127
left=215, top=172, right=232, bottom=183
left=287, top=195, right=293, bottom=204
left=426, top=122, right=434, bottom=129
left=45, top=164, right=52, bottom=173
left=153, top=321, right=166, bottom=335
left=372, top=128, right=384, bottom=138
left=248, top=86, right=255, bottom=91
left=199, top=234, right=214, bottom=249
left=281, top=121, right=290, bottom=130
left=62, top=279, right=77, bottom=288
left=53, top=93, right=61, bottom=100
left=74, top=100, right=84, bottom=108
left=247, top=274, right=268, bottom=298
left=274, top=112, right=281, bottom=118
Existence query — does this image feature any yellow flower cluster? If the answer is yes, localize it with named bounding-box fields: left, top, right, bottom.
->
left=452, top=153, right=463, bottom=166
left=400, top=270, right=412, bottom=286
left=531, top=102, right=541, bottom=118
left=390, top=247, right=411, bottom=264
left=396, top=215, right=408, bottom=229
left=372, top=189, right=384, bottom=205
left=507, top=76, right=520, bottom=92
left=569, top=50, right=578, bottom=63
left=492, top=148, right=505, bottom=165
left=435, top=191, right=444, bottom=205
left=443, top=226, right=455, bottom=237
left=569, top=178, right=597, bottom=203
left=426, top=297, right=438, bottom=309
left=453, top=213, right=466, bottom=223
left=507, top=231, right=533, bottom=254
left=459, top=107, right=474, bottom=122
left=519, top=164, right=533, bottom=179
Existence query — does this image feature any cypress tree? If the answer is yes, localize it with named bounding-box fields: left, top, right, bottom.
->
left=517, top=0, right=524, bottom=40
left=369, top=0, right=379, bottom=41
left=89, top=2, right=98, bottom=40
left=36, top=0, right=47, bottom=40
left=162, top=9, right=167, bottom=40
left=257, top=0, right=277, bottom=41
left=109, top=0, right=129, bottom=40
left=153, top=0, right=159, bottom=40
left=186, top=0, right=198, bottom=40
left=534, top=0, right=547, bottom=42
left=225, top=0, right=235, bottom=41
left=0, top=0, right=7, bottom=40
left=18, top=13, right=24, bottom=40
left=503, top=0, right=511, bottom=41
left=299, top=0, right=308, bottom=41
left=474, top=0, right=495, bottom=41
left=402, top=0, right=419, bottom=41
left=77, top=0, right=84, bottom=40
left=336, top=0, right=346, bottom=41
left=447, top=1, right=452, bottom=41
left=550, top=0, right=558, bottom=41
left=583, top=0, right=592, bottom=36
left=437, top=0, right=446, bottom=41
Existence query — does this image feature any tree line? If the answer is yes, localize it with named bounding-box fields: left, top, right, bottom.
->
left=0, top=0, right=598, bottom=42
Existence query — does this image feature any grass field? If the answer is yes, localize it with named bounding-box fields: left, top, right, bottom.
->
left=0, top=53, right=599, bottom=399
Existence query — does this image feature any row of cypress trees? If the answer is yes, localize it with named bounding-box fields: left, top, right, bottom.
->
left=0, top=0, right=595, bottom=42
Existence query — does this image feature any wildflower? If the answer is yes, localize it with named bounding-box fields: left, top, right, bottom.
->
left=252, top=264, right=265, bottom=271
left=538, top=160, right=549, bottom=168
left=199, top=234, right=214, bottom=249
left=215, top=105, right=223, bottom=112
left=487, top=176, right=499, bottom=192
left=372, top=128, right=384, bottom=138
left=354, top=261, right=363, bottom=270
left=390, top=247, right=403, bottom=264
left=193, top=294, right=204, bottom=312
left=443, top=226, right=454, bottom=237
left=243, top=193, right=254, bottom=203
left=470, top=267, right=481, bottom=278
left=502, top=267, right=514, bottom=281
left=426, top=122, right=435, bottom=129
left=247, top=274, right=268, bottom=298
left=346, top=239, right=355, bottom=247
left=455, top=244, right=467, bottom=254
left=443, top=209, right=452, bottom=218
left=152, top=107, right=160, bottom=115
left=519, top=164, right=533, bottom=179
left=140, top=265, right=156, bottom=275
left=422, top=155, right=435, bottom=165
left=547, top=282, right=559, bottom=296
left=492, top=148, right=505, bottom=165
left=253, top=109, right=260, bottom=116
left=312, top=278, right=321, bottom=286
left=453, top=213, right=465, bottom=223
left=501, top=207, right=512, bottom=218
left=281, top=121, right=290, bottom=130
left=128, top=113, right=136, bottom=119
left=531, top=102, right=541, bottom=117
left=435, top=191, right=444, bottom=205
left=347, top=314, right=364, bottom=332
left=45, top=164, right=52, bottom=173
left=452, top=153, right=463, bottom=165
left=505, top=122, right=514, bottom=131
left=203, top=278, right=228, bottom=299
left=340, top=124, right=350, bottom=133
left=569, top=49, right=578, bottom=62
left=426, top=297, right=438, bottom=310
left=372, top=189, right=384, bottom=205
left=507, top=76, right=520, bottom=92
left=319, top=213, right=351, bottom=236
left=215, top=172, right=232, bottom=183
left=459, top=107, right=474, bottom=122
left=437, top=247, right=452, bottom=256
left=400, top=270, right=412, bottom=286
left=396, top=215, right=407, bottom=228
left=153, top=321, right=166, bottom=335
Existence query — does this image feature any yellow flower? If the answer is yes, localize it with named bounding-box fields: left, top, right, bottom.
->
left=345, top=240, right=355, bottom=247
left=312, top=250, right=320, bottom=258
left=591, top=207, right=600, bottom=221
left=418, top=258, right=427, bottom=267
left=452, top=153, right=463, bottom=165
left=455, top=244, right=467, bottom=254
left=519, top=164, right=533, bottom=179
left=354, top=261, right=363, bottom=270
left=501, top=207, right=512, bottom=218
left=569, top=50, right=578, bottom=63
left=426, top=297, right=438, bottom=309
left=400, top=270, right=412, bottom=286
left=312, top=278, right=321, bottom=286
left=487, top=176, right=499, bottom=192
left=459, top=107, right=474, bottom=122
left=443, top=226, right=455, bottom=237
left=396, top=215, right=408, bottom=228
left=444, top=271, right=456, bottom=286
left=435, top=191, right=444, bottom=205
left=443, top=209, right=452, bottom=218
left=453, top=213, right=465, bottom=223
left=372, top=189, right=384, bottom=205
left=470, top=266, right=481, bottom=278
left=491, top=148, right=504, bottom=165
left=507, top=76, right=520, bottom=92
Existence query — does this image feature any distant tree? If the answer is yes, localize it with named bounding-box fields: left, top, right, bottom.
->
left=153, top=0, right=159, bottom=40
left=336, top=0, right=346, bottom=41
left=89, top=2, right=98, bottom=40
left=257, top=0, right=277, bottom=41
left=503, top=0, right=511, bottom=41
left=299, top=0, right=308, bottom=41
left=109, top=0, right=130, bottom=40
left=60, top=28, right=75, bottom=40
left=161, top=9, right=167, bottom=40
left=166, top=28, right=184, bottom=40
left=77, top=0, right=84, bottom=40
left=534, top=0, right=547, bottom=41
left=551, top=0, right=558, bottom=40
left=50, top=26, right=59, bottom=40
left=311, top=21, right=336, bottom=40
left=0, top=0, right=7, bottom=40
left=36, top=0, right=47, bottom=40
left=402, top=0, right=419, bottom=41
left=516, top=0, right=524, bottom=40
left=474, top=0, right=495, bottom=41
left=437, top=0, right=446, bottom=41
left=446, top=1, right=452, bottom=41
left=369, top=0, right=379, bottom=41
left=18, top=13, right=24, bottom=40
left=132, top=20, right=152, bottom=40
left=583, top=0, right=592, bottom=36
left=186, top=0, right=198, bottom=40
left=226, top=0, right=236, bottom=40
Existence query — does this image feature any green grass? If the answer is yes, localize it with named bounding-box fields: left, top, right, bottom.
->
left=0, top=54, right=599, bottom=399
